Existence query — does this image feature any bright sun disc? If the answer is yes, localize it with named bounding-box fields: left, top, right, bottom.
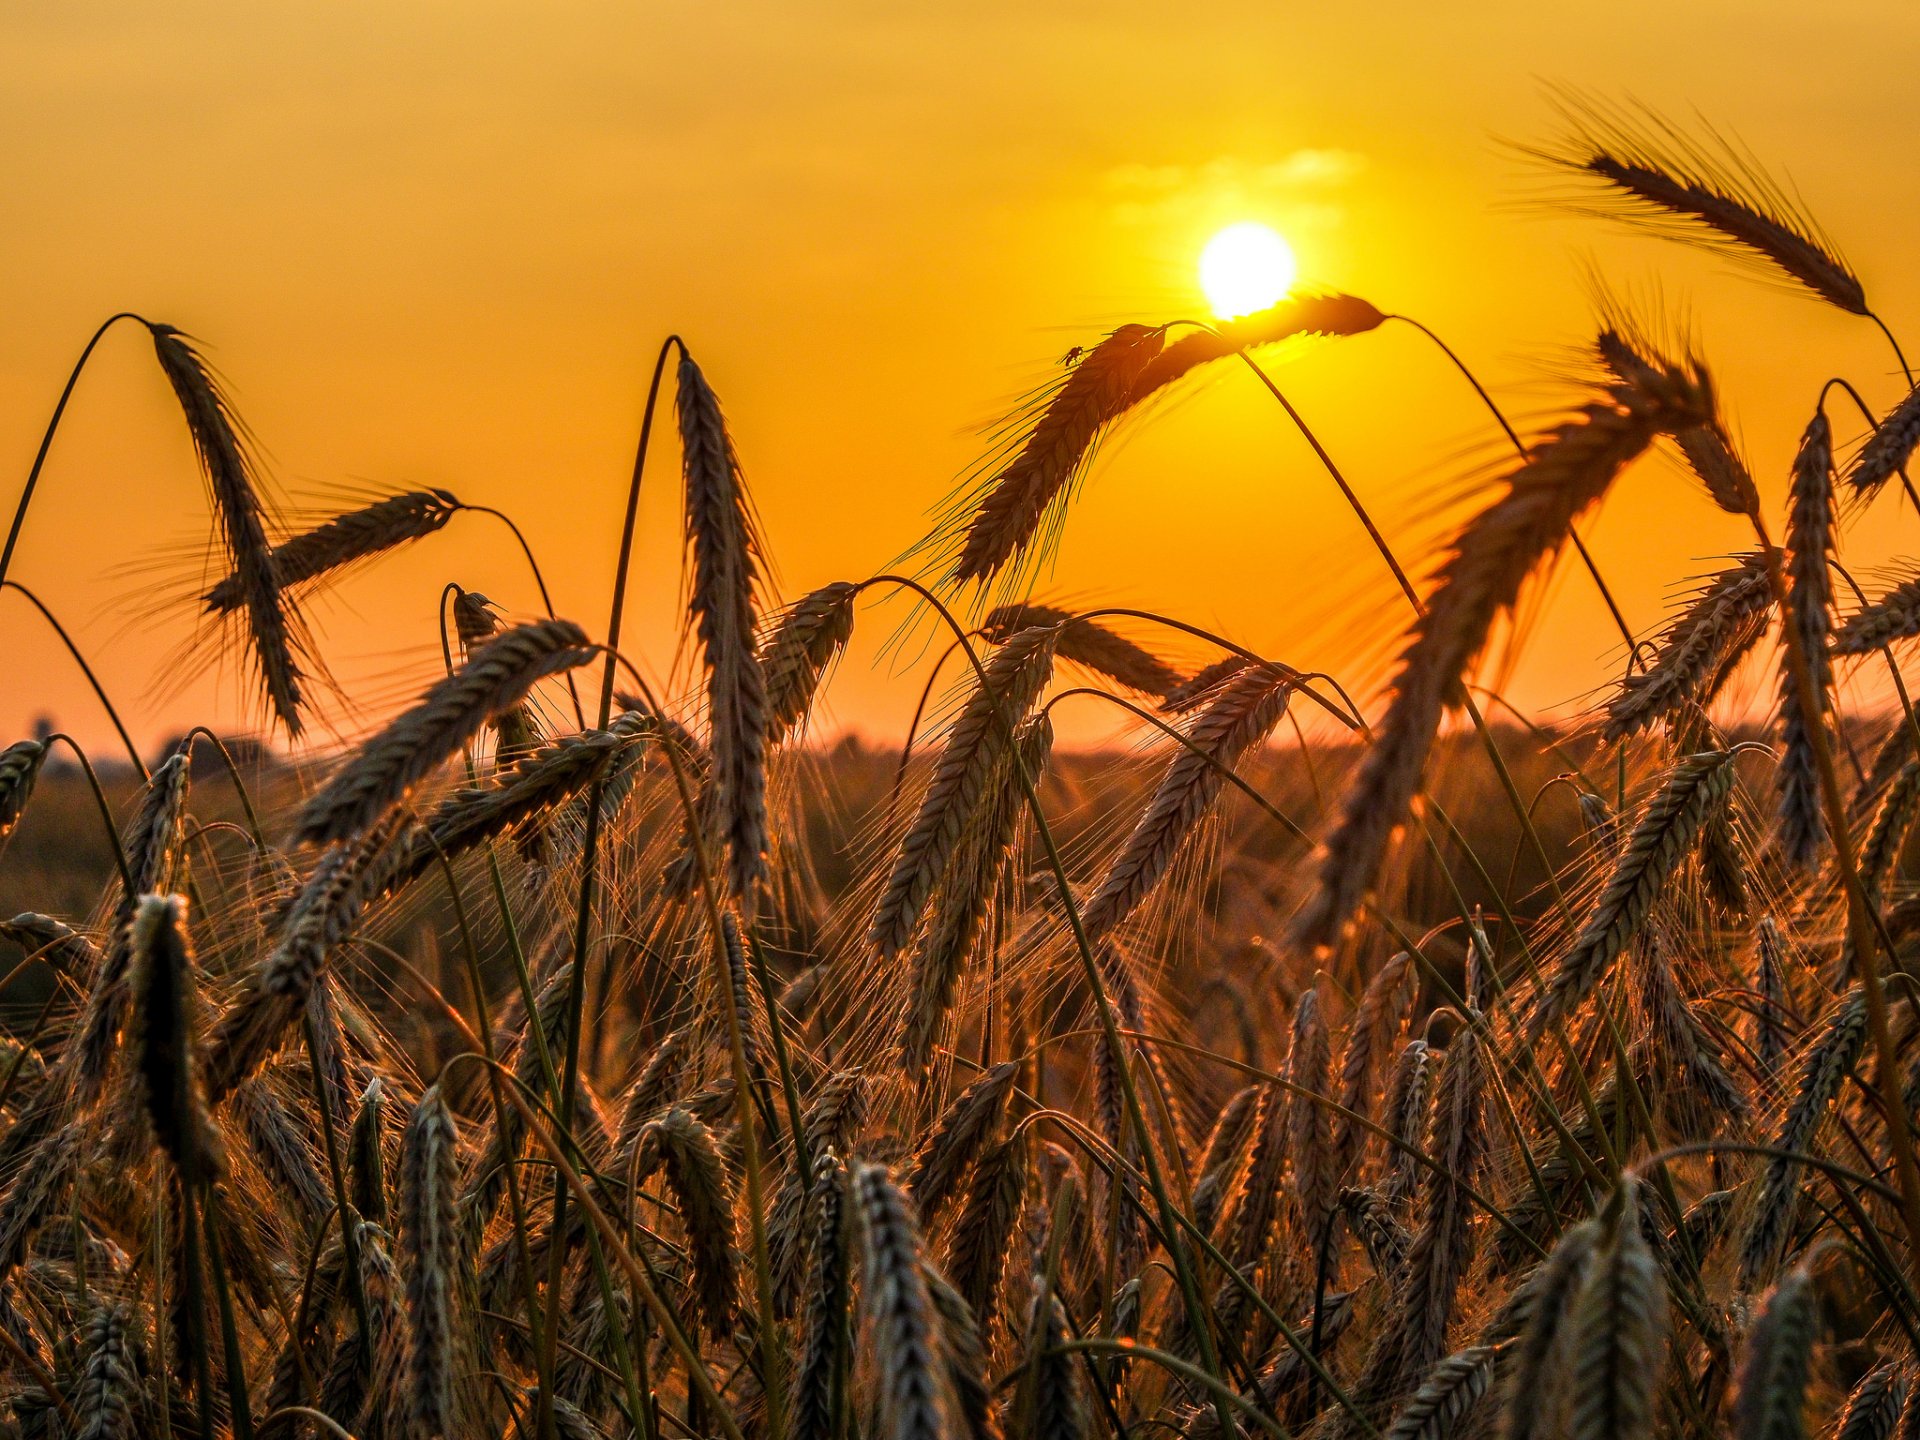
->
left=1199, top=222, right=1297, bottom=319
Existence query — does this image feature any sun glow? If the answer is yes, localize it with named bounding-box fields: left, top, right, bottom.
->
left=1199, top=222, right=1298, bottom=319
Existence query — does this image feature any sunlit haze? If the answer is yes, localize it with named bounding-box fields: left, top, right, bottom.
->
left=4, top=3, right=1920, bottom=757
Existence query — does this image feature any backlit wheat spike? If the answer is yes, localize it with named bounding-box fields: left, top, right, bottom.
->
left=1127, top=292, right=1386, bottom=404
left=1531, top=750, right=1734, bottom=1035
left=74, top=750, right=192, bottom=1100
left=952, top=323, right=1165, bottom=585
left=293, top=617, right=593, bottom=845
left=1834, top=569, right=1920, bottom=655
left=1733, top=1260, right=1818, bottom=1440
left=1566, top=1186, right=1666, bottom=1440
left=1296, top=369, right=1713, bottom=952
left=203, top=488, right=461, bottom=612
left=1834, top=1363, right=1907, bottom=1440
left=946, top=1130, right=1028, bottom=1334
left=451, top=588, right=545, bottom=765
left=982, top=603, right=1180, bottom=698
left=1537, top=93, right=1869, bottom=314
left=1189, top=1083, right=1260, bottom=1238
left=349, top=1076, right=388, bottom=1226
left=855, top=1161, right=958, bottom=1440
left=0, top=740, right=47, bottom=842
left=1501, top=1218, right=1599, bottom=1440
left=761, top=580, right=859, bottom=744
left=204, top=814, right=402, bottom=1102
left=401, top=1084, right=462, bottom=1440
left=1850, top=383, right=1920, bottom=495
left=1332, top=951, right=1415, bottom=1184
left=900, top=714, right=1049, bottom=1077
left=0, top=911, right=99, bottom=977
left=907, top=1062, right=1018, bottom=1228
left=1081, top=662, right=1291, bottom=939
left=1385, top=1346, right=1495, bottom=1440
left=1740, top=987, right=1867, bottom=1287
left=872, top=626, right=1056, bottom=958
left=677, top=350, right=772, bottom=898
left=793, top=1154, right=851, bottom=1440
left=1596, top=324, right=1757, bottom=516
left=1603, top=554, right=1770, bottom=740
left=150, top=321, right=310, bottom=733
left=648, top=1105, right=739, bottom=1338
left=1162, top=653, right=1255, bottom=713
left=1777, top=409, right=1836, bottom=868
left=72, top=1302, right=140, bottom=1440
left=129, top=894, right=226, bottom=1188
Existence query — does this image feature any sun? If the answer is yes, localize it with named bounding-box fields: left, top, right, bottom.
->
left=1199, top=222, right=1298, bottom=319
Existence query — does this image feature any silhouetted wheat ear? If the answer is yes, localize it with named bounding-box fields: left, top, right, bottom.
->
left=677, top=351, right=771, bottom=899
left=1753, top=916, right=1789, bottom=1078
left=149, top=322, right=309, bottom=734
left=1082, top=662, right=1291, bottom=940
left=1603, top=553, right=1770, bottom=739
left=1501, top=1218, right=1599, bottom=1440
left=1595, top=326, right=1757, bottom=516
left=649, top=1105, right=739, bottom=1338
left=1382, top=1038, right=1434, bottom=1206
left=1850, top=382, right=1920, bottom=494
left=76, top=749, right=194, bottom=1096
left=1161, top=652, right=1255, bottom=713
left=401, top=1084, right=461, bottom=1440
left=129, top=894, right=226, bottom=1188
left=1835, top=569, right=1920, bottom=655
left=1566, top=1186, right=1666, bottom=1440
left=1531, top=750, right=1735, bottom=1035
left=854, top=1161, right=958, bottom=1440
left=1333, top=951, right=1415, bottom=1184
left=1740, top=987, right=1866, bottom=1288
left=382, top=709, right=654, bottom=893
left=1190, top=1082, right=1260, bottom=1238
left=203, top=488, right=461, bottom=612
left=0, top=911, right=98, bottom=979
left=951, top=323, right=1166, bottom=585
left=204, top=814, right=401, bottom=1102
left=1734, top=1261, right=1818, bottom=1440
left=1287, top=987, right=1335, bottom=1239
left=793, top=1153, right=850, bottom=1440
left=293, top=617, right=592, bottom=846
left=871, top=625, right=1056, bottom=958
left=772, top=1071, right=869, bottom=1315
left=1131, top=291, right=1385, bottom=404
left=907, top=1061, right=1018, bottom=1227
left=1834, top=1363, right=1907, bottom=1440
left=1294, top=369, right=1713, bottom=953
left=0, top=740, right=47, bottom=842
left=349, top=1076, right=388, bottom=1225
left=900, top=713, right=1050, bottom=1076
left=1385, top=1346, right=1495, bottom=1440
left=1538, top=94, right=1868, bottom=314
left=983, top=602, right=1180, bottom=698
left=1777, top=409, right=1836, bottom=869
left=761, top=580, right=859, bottom=744
left=946, top=1128, right=1027, bottom=1335
left=72, top=1300, right=140, bottom=1440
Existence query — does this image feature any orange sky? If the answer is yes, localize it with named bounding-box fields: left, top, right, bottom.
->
left=5, top=2, right=1919, bottom=758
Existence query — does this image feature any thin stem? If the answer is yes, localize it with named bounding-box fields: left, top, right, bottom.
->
left=0, top=312, right=146, bottom=589
left=1868, top=310, right=1915, bottom=388
left=1388, top=314, right=1639, bottom=659
left=4, top=582, right=145, bottom=775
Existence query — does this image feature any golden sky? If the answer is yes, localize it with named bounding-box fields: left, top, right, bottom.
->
left=5, top=2, right=1919, bottom=757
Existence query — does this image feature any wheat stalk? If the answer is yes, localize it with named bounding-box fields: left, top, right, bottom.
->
left=677, top=351, right=771, bottom=898
left=204, top=489, right=461, bottom=613
left=293, top=617, right=593, bottom=846
left=1296, top=368, right=1713, bottom=952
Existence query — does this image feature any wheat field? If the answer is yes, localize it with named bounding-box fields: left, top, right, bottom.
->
left=3, top=98, right=1920, bottom=1440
